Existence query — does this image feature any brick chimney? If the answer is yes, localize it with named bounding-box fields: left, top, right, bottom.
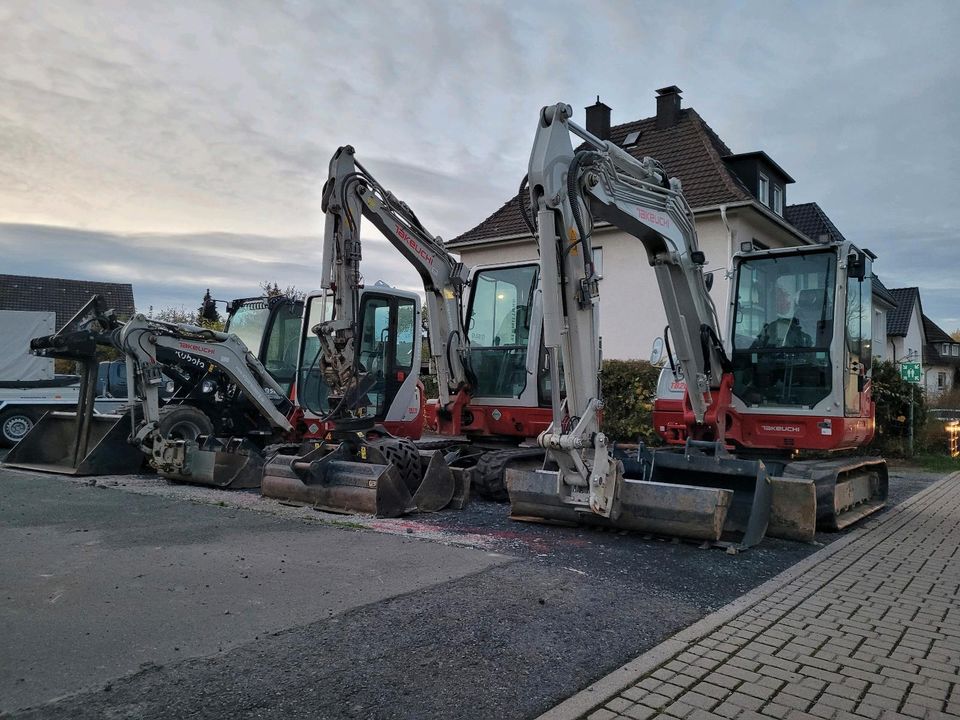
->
left=585, top=96, right=611, bottom=140
left=655, top=85, right=682, bottom=129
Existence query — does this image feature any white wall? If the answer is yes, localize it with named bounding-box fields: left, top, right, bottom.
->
left=925, top=365, right=955, bottom=397
left=453, top=206, right=806, bottom=360
left=886, top=302, right=924, bottom=365
left=872, top=306, right=888, bottom=362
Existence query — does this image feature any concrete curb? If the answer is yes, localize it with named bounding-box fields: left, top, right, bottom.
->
left=536, top=470, right=960, bottom=720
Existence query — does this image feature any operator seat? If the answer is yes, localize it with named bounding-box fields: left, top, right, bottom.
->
left=795, top=289, right=828, bottom=347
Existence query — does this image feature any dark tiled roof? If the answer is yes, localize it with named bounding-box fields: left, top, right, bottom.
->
left=450, top=107, right=754, bottom=246
left=886, top=287, right=920, bottom=337
left=872, top=276, right=898, bottom=308
left=923, top=314, right=956, bottom=344
left=784, top=202, right=846, bottom=244
left=0, top=274, right=135, bottom=330
left=923, top=315, right=960, bottom=366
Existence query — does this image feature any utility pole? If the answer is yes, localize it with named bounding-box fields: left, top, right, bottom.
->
left=898, top=351, right=920, bottom=457
left=909, top=383, right=914, bottom=457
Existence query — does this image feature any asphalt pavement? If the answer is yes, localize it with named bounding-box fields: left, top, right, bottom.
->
left=0, top=456, right=942, bottom=720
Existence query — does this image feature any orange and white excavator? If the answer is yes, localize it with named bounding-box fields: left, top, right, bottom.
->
left=507, top=102, right=887, bottom=550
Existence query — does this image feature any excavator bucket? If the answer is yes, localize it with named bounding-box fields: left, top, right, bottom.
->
left=508, top=440, right=774, bottom=550
left=3, top=410, right=144, bottom=476
left=155, top=436, right=267, bottom=489
left=260, top=442, right=413, bottom=517
left=261, top=441, right=460, bottom=517
left=410, top=450, right=457, bottom=512
left=635, top=444, right=772, bottom=549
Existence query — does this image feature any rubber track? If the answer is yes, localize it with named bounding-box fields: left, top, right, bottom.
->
left=369, top=437, right=422, bottom=494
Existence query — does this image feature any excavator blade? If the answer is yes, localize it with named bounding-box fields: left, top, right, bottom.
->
left=260, top=443, right=413, bottom=517
left=3, top=410, right=144, bottom=476
left=156, top=437, right=266, bottom=489
left=767, top=457, right=888, bottom=540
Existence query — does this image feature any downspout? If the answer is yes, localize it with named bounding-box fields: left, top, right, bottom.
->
left=720, top=205, right=736, bottom=345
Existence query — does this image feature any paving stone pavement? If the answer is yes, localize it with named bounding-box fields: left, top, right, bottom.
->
left=550, top=472, right=960, bottom=720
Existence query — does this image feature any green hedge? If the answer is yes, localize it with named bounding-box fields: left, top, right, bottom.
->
left=421, top=357, right=663, bottom=444
left=869, top=359, right=928, bottom=456
left=600, top=359, right=662, bottom=444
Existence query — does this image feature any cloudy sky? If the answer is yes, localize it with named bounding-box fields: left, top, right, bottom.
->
left=1, top=1, right=958, bottom=330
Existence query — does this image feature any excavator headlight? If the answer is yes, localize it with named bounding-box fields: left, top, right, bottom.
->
left=201, top=379, right=218, bottom=394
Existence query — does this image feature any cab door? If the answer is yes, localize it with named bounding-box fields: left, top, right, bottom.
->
left=357, top=292, right=417, bottom=420
left=844, top=255, right=872, bottom=417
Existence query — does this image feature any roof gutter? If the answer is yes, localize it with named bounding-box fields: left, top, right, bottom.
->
left=448, top=198, right=813, bottom=250
left=693, top=201, right=813, bottom=245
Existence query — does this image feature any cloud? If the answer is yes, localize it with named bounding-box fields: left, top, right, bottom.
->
left=0, top=222, right=426, bottom=312
left=0, top=0, right=957, bottom=330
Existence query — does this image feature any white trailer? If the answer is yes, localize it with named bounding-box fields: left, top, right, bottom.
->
left=0, top=310, right=124, bottom=446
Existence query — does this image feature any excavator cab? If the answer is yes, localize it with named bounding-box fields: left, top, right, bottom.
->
left=224, top=296, right=304, bottom=398
left=444, top=261, right=553, bottom=441
left=295, top=286, right=424, bottom=438
left=260, top=284, right=454, bottom=518
left=647, top=241, right=885, bottom=545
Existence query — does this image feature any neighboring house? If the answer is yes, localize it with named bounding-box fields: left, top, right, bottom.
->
left=886, top=287, right=925, bottom=366
left=922, top=315, right=960, bottom=397
left=0, top=274, right=135, bottom=330
left=449, top=87, right=873, bottom=360
left=870, top=277, right=899, bottom=363
left=884, top=287, right=959, bottom=397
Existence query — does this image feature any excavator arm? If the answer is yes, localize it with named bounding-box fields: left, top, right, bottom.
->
left=533, top=104, right=729, bottom=422
left=523, top=102, right=733, bottom=520
left=116, top=316, right=292, bottom=467
left=318, top=145, right=473, bottom=424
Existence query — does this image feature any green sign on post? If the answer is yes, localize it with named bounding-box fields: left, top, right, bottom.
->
left=900, top=362, right=922, bottom=384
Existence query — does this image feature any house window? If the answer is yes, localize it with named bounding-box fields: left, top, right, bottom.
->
left=772, top=186, right=783, bottom=216
left=758, top=173, right=769, bottom=207
left=953, top=344, right=959, bottom=356
left=938, top=372, right=947, bottom=388
left=944, top=343, right=950, bottom=355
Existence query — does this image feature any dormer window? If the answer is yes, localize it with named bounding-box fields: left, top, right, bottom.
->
left=758, top=173, right=769, bottom=207
left=772, top=186, right=783, bottom=216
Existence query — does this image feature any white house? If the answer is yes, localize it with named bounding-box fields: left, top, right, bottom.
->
left=448, top=88, right=891, bottom=362
left=885, top=287, right=960, bottom=397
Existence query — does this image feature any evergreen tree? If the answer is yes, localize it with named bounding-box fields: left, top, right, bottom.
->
left=198, top=288, right=221, bottom=323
